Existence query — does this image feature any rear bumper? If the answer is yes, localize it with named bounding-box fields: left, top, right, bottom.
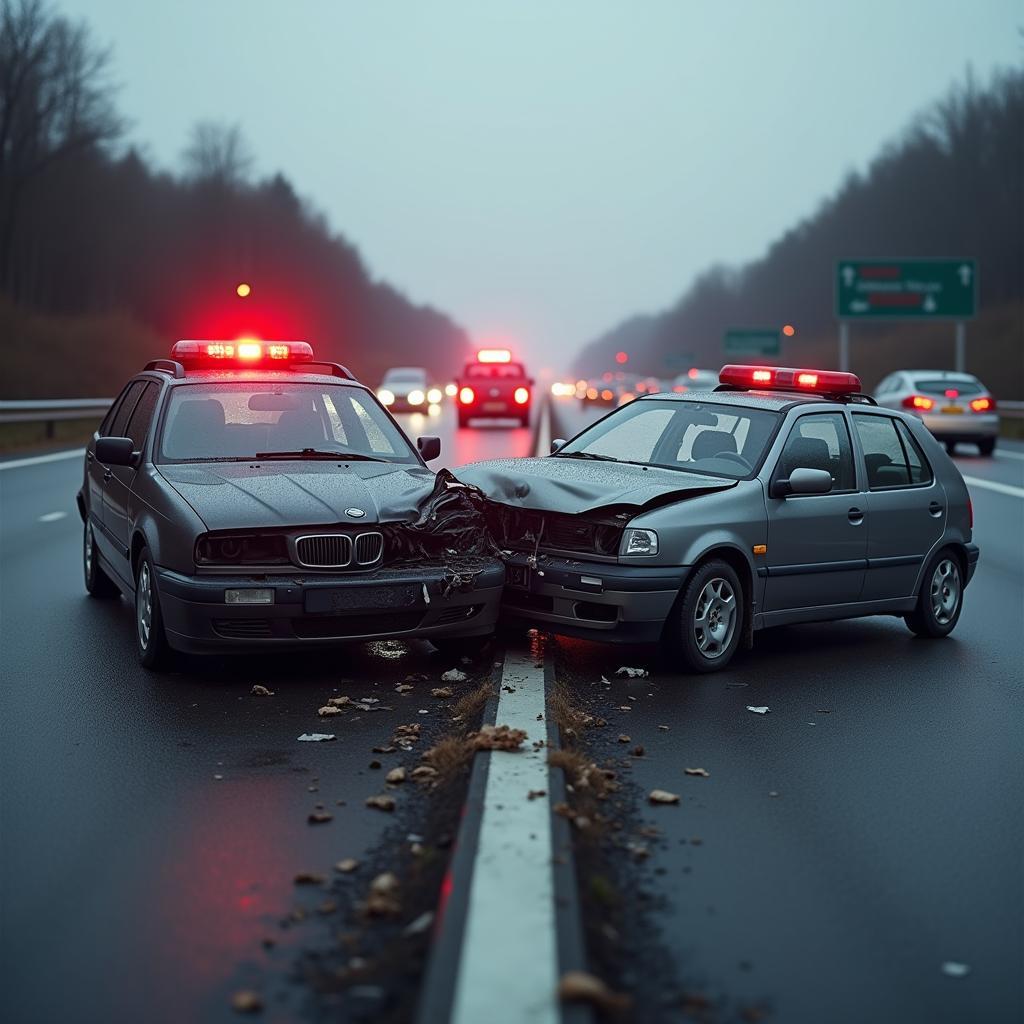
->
left=499, top=552, right=686, bottom=644
left=921, top=413, right=999, bottom=440
left=156, top=559, right=504, bottom=653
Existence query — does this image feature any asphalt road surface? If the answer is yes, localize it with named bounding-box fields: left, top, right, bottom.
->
left=1, top=398, right=1020, bottom=1023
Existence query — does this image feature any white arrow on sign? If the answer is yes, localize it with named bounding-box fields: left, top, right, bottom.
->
left=923, top=295, right=937, bottom=312
left=958, top=263, right=972, bottom=286
left=849, top=299, right=868, bottom=312
left=842, top=266, right=856, bottom=287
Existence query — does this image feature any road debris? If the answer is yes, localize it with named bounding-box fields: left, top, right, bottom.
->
left=684, top=768, right=710, bottom=778
left=468, top=724, right=527, bottom=751
left=385, top=766, right=406, bottom=784
left=558, top=970, right=632, bottom=1012
left=365, top=872, right=401, bottom=917
left=395, top=683, right=414, bottom=694
left=231, top=989, right=263, bottom=1014
left=365, top=794, right=397, bottom=812
left=293, top=872, right=326, bottom=885
left=402, top=910, right=434, bottom=937
left=615, top=666, right=649, bottom=678
left=334, top=858, right=359, bottom=873
left=441, top=668, right=469, bottom=683
left=649, top=789, right=681, bottom=805
left=307, top=808, right=333, bottom=824
left=369, top=760, right=382, bottom=770
left=941, top=961, right=971, bottom=978
left=317, top=705, right=342, bottom=717
left=658, top=724, right=669, bottom=731
left=250, top=684, right=273, bottom=696
left=410, top=765, right=439, bottom=783
left=746, top=706, right=771, bottom=714
left=297, top=733, right=336, bottom=742
left=631, top=745, right=645, bottom=757
left=617, top=734, right=631, bottom=743
left=328, top=695, right=353, bottom=707
left=431, top=687, right=454, bottom=698
left=527, top=789, right=547, bottom=800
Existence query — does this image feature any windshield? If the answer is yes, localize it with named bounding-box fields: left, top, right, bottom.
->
left=914, top=378, right=983, bottom=397
left=157, top=382, right=418, bottom=464
left=557, top=399, right=780, bottom=479
left=465, top=363, right=526, bottom=378
left=383, top=368, right=427, bottom=384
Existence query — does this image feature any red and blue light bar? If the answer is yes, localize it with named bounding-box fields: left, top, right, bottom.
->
left=719, top=364, right=862, bottom=394
left=171, top=339, right=314, bottom=366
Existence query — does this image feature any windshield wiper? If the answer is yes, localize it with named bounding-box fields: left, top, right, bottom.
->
left=254, top=449, right=386, bottom=462
left=553, top=451, right=620, bottom=462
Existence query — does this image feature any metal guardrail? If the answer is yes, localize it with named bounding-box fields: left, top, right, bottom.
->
left=1000, top=400, right=1024, bottom=418
left=0, top=399, right=112, bottom=438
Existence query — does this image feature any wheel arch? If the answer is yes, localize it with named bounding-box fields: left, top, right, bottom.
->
left=676, top=543, right=756, bottom=650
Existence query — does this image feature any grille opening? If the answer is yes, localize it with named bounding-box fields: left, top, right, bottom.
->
left=212, top=619, right=273, bottom=639
left=296, top=534, right=352, bottom=567
left=354, top=532, right=384, bottom=565
left=292, top=612, right=422, bottom=638
left=435, top=604, right=482, bottom=625
left=573, top=601, right=617, bottom=623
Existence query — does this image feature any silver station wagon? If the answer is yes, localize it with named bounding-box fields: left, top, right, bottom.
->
left=460, top=364, right=979, bottom=673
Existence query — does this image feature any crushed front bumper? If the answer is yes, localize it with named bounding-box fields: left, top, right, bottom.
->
left=499, top=552, right=687, bottom=644
left=156, top=558, right=505, bottom=653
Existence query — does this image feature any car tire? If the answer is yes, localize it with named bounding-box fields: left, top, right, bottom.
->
left=666, top=559, right=744, bottom=673
left=430, top=634, right=493, bottom=658
left=904, top=548, right=964, bottom=638
left=83, top=521, right=120, bottom=598
left=978, top=437, right=996, bottom=456
left=135, top=546, right=170, bottom=670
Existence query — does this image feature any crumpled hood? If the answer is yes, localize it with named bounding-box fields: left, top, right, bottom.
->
left=456, top=457, right=736, bottom=515
left=158, top=461, right=436, bottom=531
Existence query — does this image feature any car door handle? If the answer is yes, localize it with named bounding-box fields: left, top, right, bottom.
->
left=103, top=469, right=113, bottom=482
left=848, top=507, right=864, bottom=524
left=928, top=501, right=944, bottom=517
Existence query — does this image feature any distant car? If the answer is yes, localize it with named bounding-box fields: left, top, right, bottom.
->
left=673, top=369, right=719, bottom=392
left=377, top=367, right=443, bottom=412
left=456, top=349, right=533, bottom=427
left=460, top=364, right=978, bottom=673
left=874, top=370, right=998, bottom=455
left=77, top=340, right=503, bottom=668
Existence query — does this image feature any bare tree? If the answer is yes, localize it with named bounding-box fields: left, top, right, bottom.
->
left=0, top=0, right=121, bottom=294
left=182, top=120, right=253, bottom=185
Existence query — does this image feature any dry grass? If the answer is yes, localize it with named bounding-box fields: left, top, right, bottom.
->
left=421, top=735, right=474, bottom=783
left=451, top=682, right=492, bottom=723
left=549, top=747, right=617, bottom=802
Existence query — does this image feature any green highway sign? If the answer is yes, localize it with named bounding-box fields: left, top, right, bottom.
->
left=724, top=329, right=780, bottom=356
left=836, top=259, right=976, bottom=319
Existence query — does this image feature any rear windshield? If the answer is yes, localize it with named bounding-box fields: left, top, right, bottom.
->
left=157, top=382, right=418, bottom=464
left=383, top=368, right=426, bottom=383
left=556, top=399, right=781, bottom=479
left=914, top=378, right=983, bottom=397
left=465, top=363, right=525, bottom=379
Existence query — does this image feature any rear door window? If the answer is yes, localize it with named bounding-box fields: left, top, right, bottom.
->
left=854, top=414, right=929, bottom=488
left=895, top=420, right=933, bottom=485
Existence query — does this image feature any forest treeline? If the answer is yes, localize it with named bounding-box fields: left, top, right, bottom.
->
left=0, top=0, right=469, bottom=398
left=575, top=67, right=1024, bottom=393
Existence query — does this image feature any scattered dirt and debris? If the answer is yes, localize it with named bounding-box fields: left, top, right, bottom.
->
left=615, top=666, right=649, bottom=679
left=385, top=767, right=406, bottom=784
left=307, top=808, right=333, bottom=824
left=334, top=859, right=359, bottom=874
left=250, top=684, right=273, bottom=697
left=230, top=989, right=263, bottom=1014
left=558, top=970, right=632, bottom=1013
left=431, top=686, right=454, bottom=699
left=746, top=706, right=771, bottom=715
left=293, top=872, right=326, bottom=886
left=365, top=794, right=397, bottom=812
left=317, top=705, right=342, bottom=717
left=684, top=768, right=710, bottom=778
left=648, top=790, right=680, bottom=805
left=468, top=724, right=527, bottom=751
left=441, top=668, right=469, bottom=684
left=297, top=733, right=336, bottom=743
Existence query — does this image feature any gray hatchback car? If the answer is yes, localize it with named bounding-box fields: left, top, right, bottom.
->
left=459, top=364, right=979, bottom=672
left=77, top=340, right=504, bottom=669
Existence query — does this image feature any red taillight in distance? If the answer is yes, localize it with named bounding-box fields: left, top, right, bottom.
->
left=458, top=386, right=476, bottom=405
left=970, top=396, right=995, bottom=413
left=902, top=394, right=935, bottom=412
left=719, top=365, right=862, bottom=394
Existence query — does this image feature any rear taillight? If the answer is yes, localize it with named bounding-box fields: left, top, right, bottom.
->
left=902, top=394, right=935, bottom=411
left=513, top=387, right=530, bottom=405
left=970, top=396, right=994, bottom=413
left=458, top=386, right=475, bottom=405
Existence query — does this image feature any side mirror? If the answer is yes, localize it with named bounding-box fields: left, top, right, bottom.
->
left=776, top=467, right=833, bottom=497
left=417, top=435, right=441, bottom=461
left=95, top=436, right=138, bottom=467
left=551, top=438, right=566, bottom=453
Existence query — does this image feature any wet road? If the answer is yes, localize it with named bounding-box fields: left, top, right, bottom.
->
left=0, top=402, right=532, bottom=1023
left=550, top=399, right=1024, bottom=1023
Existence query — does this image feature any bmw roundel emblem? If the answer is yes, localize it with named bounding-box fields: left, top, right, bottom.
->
left=345, top=508, right=366, bottom=519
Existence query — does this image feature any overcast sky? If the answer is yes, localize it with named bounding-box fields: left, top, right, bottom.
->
left=63, top=0, right=1020, bottom=362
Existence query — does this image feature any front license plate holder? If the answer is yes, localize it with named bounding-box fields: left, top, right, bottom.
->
left=305, top=584, right=422, bottom=614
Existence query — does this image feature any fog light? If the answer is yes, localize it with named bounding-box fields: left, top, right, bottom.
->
left=225, top=588, right=274, bottom=604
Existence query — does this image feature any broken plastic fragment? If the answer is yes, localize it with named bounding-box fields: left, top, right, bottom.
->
left=422, top=583, right=431, bottom=605
left=615, top=666, right=649, bottom=678
left=298, top=733, right=336, bottom=742
left=402, top=910, right=434, bottom=937
left=746, top=706, right=771, bottom=715
left=684, top=768, right=710, bottom=777
left=441, top=668, right=469, bottom=684
left=250, top=684, right=273, bottom=696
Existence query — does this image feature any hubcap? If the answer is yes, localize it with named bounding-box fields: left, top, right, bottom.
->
left=693, top=577, right=737, bottom=659
left=930, top=558, right=961, bottom=625
left=137, top=562, right=152, bottom=649
left=84, top=524, right=94, bottom=577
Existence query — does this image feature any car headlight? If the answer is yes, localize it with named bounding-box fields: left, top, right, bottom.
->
left=427, top=387, right=443, bottom=404
left=408, top=389, right=425, bottom=405
left=195, top=532, right=290, bottom=565
left=378, top=388, right=395, bottom=406
left=621, top=528, right=659, bottom=556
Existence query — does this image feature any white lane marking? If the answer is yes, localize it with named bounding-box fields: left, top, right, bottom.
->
left=994, top=448, right=1024, bottom=462
left=0, top=448, right=84, bottom=471
left=534, top=400, right=551, bottom=459
left=451, top=651, right=557, bottom=1024
left=38, top=511, right=68, bottom=523
left=962, top=475, right=1024, bottom=500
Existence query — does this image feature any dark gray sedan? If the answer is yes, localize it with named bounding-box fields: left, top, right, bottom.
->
left=459, top=365, right=979, bottom=673
left=77, top=342, right=503, bottom=668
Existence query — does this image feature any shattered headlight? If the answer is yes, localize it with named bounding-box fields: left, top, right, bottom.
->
left=621, top=528, right=659, bottom=556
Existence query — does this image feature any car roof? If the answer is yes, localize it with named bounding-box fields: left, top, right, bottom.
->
left=896, top=369, right=981, bottom=381
left=638, top=388, right=832, bottom=412
left=146, top=369, right=367, bottom=389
